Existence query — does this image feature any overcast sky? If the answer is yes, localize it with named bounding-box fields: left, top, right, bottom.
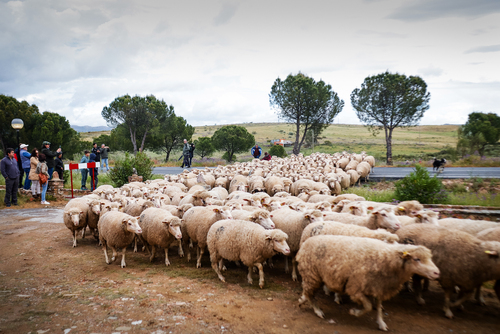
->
left=1, top=0, right=499, bottom=127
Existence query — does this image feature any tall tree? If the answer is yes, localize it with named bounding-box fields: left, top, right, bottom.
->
left=457, top=112, right=500, bottom=156
left=269, top=72, right=344, bottom=155
left=212, top=125, right=254, bottom=162
left=194, top=137, right=215, bottom=159
left=0, top=95, right=40, bottom=154
left=101, top=95, right=172, bottom=154
left=149, top=113, right=194, bottom=161
left=351, top=71, right=430, bottom=165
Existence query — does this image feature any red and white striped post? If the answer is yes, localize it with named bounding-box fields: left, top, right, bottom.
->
left=64, top=162, right=100, bottom=198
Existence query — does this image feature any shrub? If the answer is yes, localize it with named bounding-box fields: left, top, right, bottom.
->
left=222, top=152, right=235, bottom=162
left=108, top=152, right=154, bottom=187
left=394, top=164, right=448, bottom=204
left=269, top=144, right=287, bottom=158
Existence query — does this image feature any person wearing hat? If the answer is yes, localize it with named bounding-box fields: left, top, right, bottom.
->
left=19, top=144, right=32, bottom=190
left=1, top=148, right=20, bottom=207
left=41, top=141, right=61, bottom=180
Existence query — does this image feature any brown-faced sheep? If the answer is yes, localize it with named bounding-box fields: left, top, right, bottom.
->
left=396, top=224, right=500, bottom=318
left=178, top=189, right=211, bottom=207
left=181, top=206, right=233, bottom=268
left=394, top=200, right=424, bottom=217
left=98, top=212, right=143, bottom=268
left=297, top=235, right=439, bottom=331
left=138, top=208, right=182, bottom=266
left=207, top=219, right=290, bottom=288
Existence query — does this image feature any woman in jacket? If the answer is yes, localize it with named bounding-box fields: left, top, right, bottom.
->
left=28, top=148, right=41, bottom=198
left=38, top=154, right=50, bottom=205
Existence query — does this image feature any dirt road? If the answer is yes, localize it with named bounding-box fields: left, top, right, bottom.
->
left=1, top=206, right=499, bottom=333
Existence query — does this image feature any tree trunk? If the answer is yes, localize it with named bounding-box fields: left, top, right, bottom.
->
left=293, top=119, right=301, bottom=155
left=139, top=129, right=149, bottom=154
left=129, top=126, right=137, bottom=154
left=297, top=124, right=310, bottom=154
left=385, top=127, right=393, bottom=165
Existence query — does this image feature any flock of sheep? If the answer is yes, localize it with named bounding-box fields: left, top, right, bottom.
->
left=62, top=152, right=500, bottom=331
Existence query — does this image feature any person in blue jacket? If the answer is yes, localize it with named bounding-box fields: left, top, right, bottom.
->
left=19, top=144, right=32, bottom=190
left=251, top=144, right=262, bottom=159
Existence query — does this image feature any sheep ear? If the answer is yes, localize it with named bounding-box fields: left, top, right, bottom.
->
left=304, top=214, right=310, bottom=219
left=367, top=206, right=374, bottom=210
left=122, top=218, right=129, bottom=224
left=372, top=211, right=379, bottom=215
left=485, top=250, right=499, bottom=257
left=416, top=214, right=422, bottom=219
left=265, top=232, right=272, bottom=240
left=400, top=251, right=412, bottom=259
left=213, top=208, right=220, bottom=213
left=398, top=207, right=405, bottom=211
left=349, top=206, right=355, bottom=210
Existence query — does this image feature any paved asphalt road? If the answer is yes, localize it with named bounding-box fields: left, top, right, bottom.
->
left=152, top=166, right=500, bottom=180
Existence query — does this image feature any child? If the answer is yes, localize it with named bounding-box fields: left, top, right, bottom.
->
left=80, top=150, right=90, bottom=190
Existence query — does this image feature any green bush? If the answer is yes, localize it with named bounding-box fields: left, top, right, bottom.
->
left=222, top=152, right=234, bottom=162
left=108, top=152, right=154, bottom=187
left=394, top=164, right=448, bottom=204
left=269, top=144, right=287, bottom=158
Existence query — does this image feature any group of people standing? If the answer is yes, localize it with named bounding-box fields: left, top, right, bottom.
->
left=251, top=144, right=271, bottom=161
left=1, top=141, right=62, bottom=207
left=181, top=139, right=195, bottom=168
left=80, top=143, right=110, bottom=191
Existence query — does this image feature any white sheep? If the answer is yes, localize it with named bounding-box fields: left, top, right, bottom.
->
left=207, top=219, right=290, bottom=288
left=322, top=208, right=401, bottom=231
left=98, top=212, right=143, bottom=268
left=297, top=235, right=439, bottom=331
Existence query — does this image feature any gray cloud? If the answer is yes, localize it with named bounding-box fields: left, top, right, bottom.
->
left=418, top=65, right=444, bottom=77
left=464, top=44, right=500, bottom=54
left=213, top=2, right=238, bottom=26
left=388, top=0, right=500, bottom=21
left=356, top=30, right=407, bottom=39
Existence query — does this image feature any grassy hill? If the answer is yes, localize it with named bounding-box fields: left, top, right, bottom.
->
left=80, top=123, right=460, bottom=162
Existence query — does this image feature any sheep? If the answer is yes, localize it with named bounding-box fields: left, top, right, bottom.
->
left=101, top=201, right=121, bottom=215
left=346, top=170, right=360, bottom=186
left=396, top=224, right=500, bottom=318
left=476, top=227, right=500, bottom=304
left=437, top=218, right=499, bottom=235
left=396, top=210, right=439, bottom=228
left=394, top=200, right=424, bottom=216
left=297, top=235, right=439, bottom=331
left=181, top=206, right=233, bottom=268
left=208, top=187, right=229, bottom=201
left=332, top=194, right=365, bottom=204
left=270, top=208, right=324, bottom=280
left=207, top=219, right=290, bottom=288
left=322, top=208, right=401, bottom=231
left=86, top=199, right=102, bottom=240
left=248, top=175, right=266, bottom=193
left=229, top=209, right=275, bottom=229
left=228, top=175, right=249, bottom=193
left=307, top=194, right=336, bottom=205
left=340, top=201, right=371, bottom=216
left=265, top=176, right=285, bottom=196
left=63, top=199, right=88, bottom=247
left=300, top=221, right=399, bottom=246
left=356, top=161, right=371, bottom=183
left=138, top=208, right=183, bottom=266
left=178, top=189, right=211, bottom=207
left=98, top=212, right=143, bottom=268
left=124, top=200, right=155, bottom=217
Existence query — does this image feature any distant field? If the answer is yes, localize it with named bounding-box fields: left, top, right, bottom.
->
left=78, top=123, right=459, bottom=161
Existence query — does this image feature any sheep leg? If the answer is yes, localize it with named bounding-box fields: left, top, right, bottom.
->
left=299, top=288, right=324, bottom=319
left=219, top=259, right=227, bottom=271
left=334, top=293, right=342, bottom=304
left=101, top=241, right=109, bottom=264
left=284, top=256, right=289, bottom=273
left=81, top=227, right=86, bottom=239
left=164, top=248, right=170, bottom=266
left=268, top=256, right=274, bottom=268
left=211, top=255, right=225, bottom=282
left=349, top=293, right=372, bottom=317
left=73, top=230, right=78, bottom=248
left=133, top=236, right=138, bottom=253
left=120, top=248, right=127, bottom=268
left=423, top=278, right=430, bottom=291
left=196, top=246, right=204, bottom=268
left=255, top=263, right=265, bottom=289
left=451, top=290, right=474, bottom=308
left=247, top=266, right=254, bottom=285
left=178, top=241, right=184, bottom=258
left=110, top=247, right=118, bottom=262
left=149, top=245, right=156, bottom=262
left=413, top=275, right=425, bottom=305
left=291, top=257, right=298, bottom=281
left=474, top=285, right=486, bottom=305
left=376, top=298, right=388, bottom=331
left=443, top=288, right=454, bottom=319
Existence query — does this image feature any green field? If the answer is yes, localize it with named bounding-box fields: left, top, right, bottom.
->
left=76, top=123, right=467, bottom=164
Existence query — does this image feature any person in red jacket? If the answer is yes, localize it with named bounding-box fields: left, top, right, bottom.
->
left=262, top=152, right=271, bottom=161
